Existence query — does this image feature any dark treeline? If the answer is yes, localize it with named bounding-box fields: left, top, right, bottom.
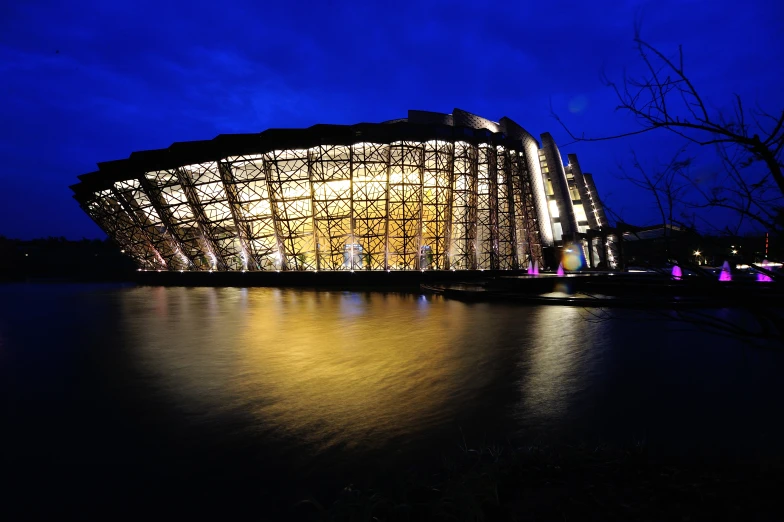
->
left=0, top=236, right=136, bottom=282
left=621, top=226, right=779, bottom=268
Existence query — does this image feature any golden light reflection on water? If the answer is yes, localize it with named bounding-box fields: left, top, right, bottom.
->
left=121, top=287, right=559, bottom=451
left=108, top=286, right=784, bottom=462
left=236, top=291, right=469, bottom=448
left=519, top=306, right=604, bottom=422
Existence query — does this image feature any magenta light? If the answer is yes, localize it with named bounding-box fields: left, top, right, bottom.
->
left=719, top=261, right=732, bottom=282
left=557, top=263, right=565, bottom=276
left=528, top=262, right=534, bottom=275
left=671, top=265, right=682, bottom=280
left=758, top=260, right=773, bottom=282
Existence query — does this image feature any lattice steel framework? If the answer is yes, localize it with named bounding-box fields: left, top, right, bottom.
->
left=510, top=150, right=544, bottom=268
left=351, top=143, right=388, bottom=270
left=178, top=161, right=245, bottom=270
left=221, top=155, right=279, bottom=270
left=74, top=114, right=606, bottom=272
left=80, top=141, right=554, bottom=272
left=496, top=146, right=517, bottom=270
left=112, top=178, right=190, bottom=270
left=143, top=169, right=214, bottom=270
left=449, top=141, right=478, bottom=269
left=311, top=145, right=352, bottom=270
left=476, top=144, right=499, bottom=270
left=264, top=149, right=316, bottom=271
left=82, top=189, right=165, bottom=270
left=387, top=141, right=424, bottom=270
left=421, top=140, right=453, bottom=270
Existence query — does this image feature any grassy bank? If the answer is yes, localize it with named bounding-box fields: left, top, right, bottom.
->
left=298, top=441, right=782, bottom=521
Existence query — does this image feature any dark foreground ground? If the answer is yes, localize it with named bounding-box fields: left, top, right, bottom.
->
left=6, top=440, right=780, bottom=521
left=297, top=442, right=783, bottom=522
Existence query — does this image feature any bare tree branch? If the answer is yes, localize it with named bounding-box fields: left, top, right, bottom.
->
left=552, top=29, right=784, bottom=235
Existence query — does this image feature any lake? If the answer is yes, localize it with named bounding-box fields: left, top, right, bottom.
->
left=1, top=284, right=782, bottom=518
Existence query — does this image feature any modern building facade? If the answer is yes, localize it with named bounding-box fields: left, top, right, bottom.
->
left=71, top=108, right=611, bottom=272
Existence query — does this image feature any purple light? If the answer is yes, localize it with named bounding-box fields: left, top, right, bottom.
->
left=557, top=262, right=565, bottom=276
left=671, top=265, right=682, bottom=280
left=758, top=259, right=773, bottom=282
left=719, top=261, right=732, bottom=282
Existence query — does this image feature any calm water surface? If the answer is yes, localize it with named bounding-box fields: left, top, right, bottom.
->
left=1, top=284, right=782, bottom=517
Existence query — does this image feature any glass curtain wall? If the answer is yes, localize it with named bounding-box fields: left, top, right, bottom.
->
left=85, top=139, right=546, bottom=272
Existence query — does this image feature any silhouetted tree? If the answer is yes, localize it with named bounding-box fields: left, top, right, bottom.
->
left=553, top=24, right=784, bottom=236
left=615, top=146, right=693, bottom=258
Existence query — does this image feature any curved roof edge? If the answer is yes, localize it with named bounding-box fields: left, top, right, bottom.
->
left=405, top=108, right=537, bottom=145
left=70, top=120, right=528, bottom=202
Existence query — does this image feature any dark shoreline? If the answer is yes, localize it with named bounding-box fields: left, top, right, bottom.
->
left=134, top=268, right=531, bottom=290
left=0, top=269, right=523, bottom=291
left=6, top=270, right=781, bottom=307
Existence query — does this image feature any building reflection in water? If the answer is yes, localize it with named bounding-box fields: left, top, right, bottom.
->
left=121, top=287, right=531, bottom=452
left=514, top=306, right=606, bottom=433
left=114, top=287, right=783, bottom=457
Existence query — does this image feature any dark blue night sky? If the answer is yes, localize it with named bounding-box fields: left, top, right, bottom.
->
left=1, top=0, right=782, bottom=239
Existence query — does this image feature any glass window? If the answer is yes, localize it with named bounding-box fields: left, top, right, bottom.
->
left=548, top=199, right=560, bottom=218
left=553, top=222, right=563, bottom=242
left=574, top=204, right=588, bottom=224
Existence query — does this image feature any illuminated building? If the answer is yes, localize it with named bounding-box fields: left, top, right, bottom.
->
left=70, top=109, right=610, bottom=271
